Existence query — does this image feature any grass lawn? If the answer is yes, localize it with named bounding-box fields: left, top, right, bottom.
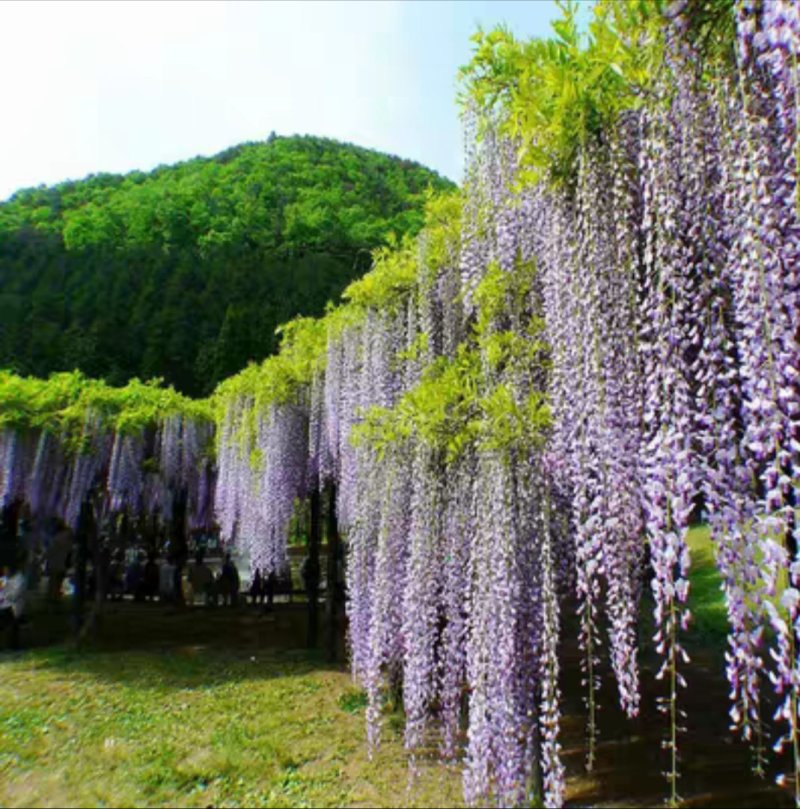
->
left=686, top=523, right=730, bottom=642
left=0, top=531, right=792, bottom=808
left=685, top=520, right=792, bottom=644
left=0, top=604, right=462, bottom=809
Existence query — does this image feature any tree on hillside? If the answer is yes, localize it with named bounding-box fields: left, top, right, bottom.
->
left=0, top=135, right=454, bottom=395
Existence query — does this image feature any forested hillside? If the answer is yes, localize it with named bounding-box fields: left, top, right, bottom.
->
left=0, top=135, right=453, bottom=395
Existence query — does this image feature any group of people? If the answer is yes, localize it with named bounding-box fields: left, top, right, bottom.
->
left=0, top=510, right=343, bottom=650
left=115, top=550, right=243, bottom=607
left=186, top=552, right=241, bottom=606
left=248, top=567, right=279, bottom=610
left=118, top=552, right=180, bottom=603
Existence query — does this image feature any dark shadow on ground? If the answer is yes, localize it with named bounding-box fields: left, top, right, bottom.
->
left=559, top=597, right=791, bottom=808
left=0, top=598, right=347, bottom=690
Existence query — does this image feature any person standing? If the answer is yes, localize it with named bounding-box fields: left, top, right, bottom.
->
left=143, top=553, right=159, bottom=601
left=219, top=553, right=240, bottom=607
left=46, top=520, right=72, bottom=603
left=125, top=553, right=144, bottom=600
left=108, top=550, right=125, bottom=600
left=0, top=560, right=26, bottom=649
left=264, top=570, right=276, bottom=611
left=187, top=551, right=213, bottom=605
left=249, top=568, right=263, bottom=606
left=159, top=556, right=176, bottom=603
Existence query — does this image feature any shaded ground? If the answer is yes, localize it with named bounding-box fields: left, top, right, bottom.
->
left=0, top=529, right=793, bottom=807
left=561, top=525, right=790, bottom=808
left=559, top=629, right=789, bottom=808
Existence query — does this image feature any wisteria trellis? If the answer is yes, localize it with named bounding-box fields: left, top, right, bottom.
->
left=212, top=4, right=799, bottom=805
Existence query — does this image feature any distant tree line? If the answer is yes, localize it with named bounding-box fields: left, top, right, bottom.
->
left=0, top=134, right=453, bottom=395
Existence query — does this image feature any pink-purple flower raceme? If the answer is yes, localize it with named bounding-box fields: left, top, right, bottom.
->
left=401, top=442, right=444, bottom=773
left=4, top=408, right=215, bottom=534
left=731, top=0, right=800, bottom=794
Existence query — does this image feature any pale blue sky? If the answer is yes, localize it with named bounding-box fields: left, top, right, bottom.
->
left=0, top=1, right=588, bottom=201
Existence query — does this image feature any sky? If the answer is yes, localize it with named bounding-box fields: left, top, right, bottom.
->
left=0, top=0, right=580, bottom=201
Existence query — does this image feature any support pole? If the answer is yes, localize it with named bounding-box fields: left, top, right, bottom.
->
left=170, top=488, right=188, bottom=606
left=325, top=482, right=339, bottom=663
left=307, top=487, right=321, bottom=648
left=72, top=497, right=94, bottom=640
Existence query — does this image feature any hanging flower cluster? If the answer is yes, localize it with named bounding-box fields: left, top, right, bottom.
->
left=334, top=140, right=565, bottom=806
left=214, top=396, right=309, bottom=574
left=0, top=374, right=215, bottom=533
left=730, top=0, right=800, bottom=791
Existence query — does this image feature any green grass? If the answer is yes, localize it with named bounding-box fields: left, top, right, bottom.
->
left=0, top=606, right=462, bottom=809
left=685, top=519, right=793, bottom=648
left=0, top=530, right=787, bottom=809
left=686, top=523, right=730, bottom=644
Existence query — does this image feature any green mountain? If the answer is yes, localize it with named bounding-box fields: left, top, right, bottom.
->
left=0, top=134, right=454, bottom=396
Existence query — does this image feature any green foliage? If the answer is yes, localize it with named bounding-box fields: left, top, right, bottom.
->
left=472, top=258, right=549, bottom=381
left=352, top=235, right=551, bottom=462
left=417, top=192, right=462, bottom=288
left=213, top=192, right=462, bottom=418
left=661, top=0, right=738, bottom=67
left=0, top=369, right=212, bottom=449
left=212, top=315, right=328, bottom=416
left=340, top=237, right=418, bottom=314
left=0, top=136, right=454, bottom=396
left=354, top=346, right=482, bottom=460
left=355, top=345, right=551, bottom=462
left=337, top=688, right=369, bottom=715
left=339, top=192, right=461, bottom=317
left=459, top=0, right=735, bottom=187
